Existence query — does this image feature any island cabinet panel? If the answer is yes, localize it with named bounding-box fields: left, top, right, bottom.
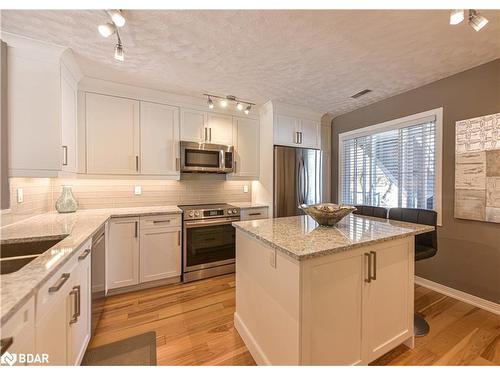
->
left=234, top=227, right=415, bottom=366
left=234, top=231, right=301, bottom=365
left=362, top=239, right=414, bottom=362
left=300, top=251, right=364, bottom=365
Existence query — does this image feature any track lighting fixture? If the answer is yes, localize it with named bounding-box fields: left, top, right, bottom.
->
left=203, top=94, right=255, bottom=115
left=98, top=10, right=126, bottom=61
left=468, top=10, right=489, bottom=31
left=449, top=9, right=489, bottom=31
left=449, top=9, right=464, bottom=25
left=107, top=10, right=126, bottom=28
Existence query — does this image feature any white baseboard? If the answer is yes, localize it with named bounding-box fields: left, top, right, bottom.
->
left=234, top=312, right=270, bottom=365
left=415, top=276, right=500, bottom=316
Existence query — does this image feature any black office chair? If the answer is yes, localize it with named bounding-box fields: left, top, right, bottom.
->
left=354, top=205, right=388, bottom=219
left=388, top=207, right=438, bottom=337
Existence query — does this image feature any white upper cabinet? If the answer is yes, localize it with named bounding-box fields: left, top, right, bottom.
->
left=180, top=108, right=206, bottom=142
left=273, top=103, right=321, bottom=149
left=86, top=93, right=140, bottom=175
left=299, top=118, right=321, bottom=149
left=60, top=63, right=78, bottom=173
left=206, top=113, right=233, bottom=145
left=233, top=117, right=259, bottom=178
left=140, top=101, right=180, bottom=176
left=275, top=114, right=300, bottom=147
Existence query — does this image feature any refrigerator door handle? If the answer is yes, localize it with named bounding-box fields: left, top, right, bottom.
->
left=303, top=157, right=309, bottom=204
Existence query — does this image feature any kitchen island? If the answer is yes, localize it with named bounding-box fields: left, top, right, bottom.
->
left=232, top=214, right=434, bottom=365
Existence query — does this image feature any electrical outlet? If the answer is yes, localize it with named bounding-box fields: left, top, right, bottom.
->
left=17, top=188, right=24, bottom=203
left=243, top=185, right=249, bottom=193
left=134, top=186, right=142, bottom=195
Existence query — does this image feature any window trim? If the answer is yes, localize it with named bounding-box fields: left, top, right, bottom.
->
left=338, top=107, right=443, bottom=225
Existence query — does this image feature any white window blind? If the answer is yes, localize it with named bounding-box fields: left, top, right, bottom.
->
left=340, top=116, right=436, bottom=210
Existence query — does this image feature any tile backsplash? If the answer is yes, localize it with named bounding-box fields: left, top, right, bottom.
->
left=1, top=176, right=251, bottom=226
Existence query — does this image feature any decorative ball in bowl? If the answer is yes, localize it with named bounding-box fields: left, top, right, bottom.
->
left=299, top=203, right=357, bottom=226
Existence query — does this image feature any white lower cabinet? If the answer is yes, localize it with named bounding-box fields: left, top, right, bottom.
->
left=140, top=217, right=181, bottom=283
left=107, top=215, right=182, bottom=292
left=107, top=217, right=140, bottom=290
left=235, top=232, right=414, bottom=365
left=35, top=241, right=91, bottom=366
left=0, top=296, right=35, bottom=366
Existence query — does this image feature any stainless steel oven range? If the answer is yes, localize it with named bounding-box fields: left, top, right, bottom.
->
left=179, top=204, right=240, bottom=282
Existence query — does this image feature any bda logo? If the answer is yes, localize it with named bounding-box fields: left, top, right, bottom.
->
left=0, top=351, right=17, bottom=366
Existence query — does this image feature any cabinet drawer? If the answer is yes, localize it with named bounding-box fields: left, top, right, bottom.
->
left=240, top=207, right=269, bottom=221
left=36, top=239, right=91, bottom=321
left=140, top=214, right=181, bottom=229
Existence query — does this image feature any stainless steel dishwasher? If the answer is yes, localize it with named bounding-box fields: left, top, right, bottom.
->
left=90, top=225, right=106, bottom=337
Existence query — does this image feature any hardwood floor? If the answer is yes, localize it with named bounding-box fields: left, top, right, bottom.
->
left=89, top=274, right=500, bottom=366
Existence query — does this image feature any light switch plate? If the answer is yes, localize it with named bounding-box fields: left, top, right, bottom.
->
left=17, top=188, right=24, bottom=203
left=243, top=185, right=249, bottom=193
left=134, top=186, right=142, bottom=195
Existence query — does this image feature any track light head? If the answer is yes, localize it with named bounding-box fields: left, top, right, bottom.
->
left=449, top=9, right=464, bottom=25
left=98, top=23, right=116, bottom=38
left=207, top=97, right=214, bottom=109
left=244, top=105, right=251, bottom=115
left=469, top=10, right=488, bottom=31
left=236, top=102, right=244, bottom=111
left=220, top=99, right=228, bottom=108
left=114, top=43, right=124, bottom=61
left=108, top=10, right=126, bottom=27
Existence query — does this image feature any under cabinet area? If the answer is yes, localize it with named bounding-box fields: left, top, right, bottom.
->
left=106, top=214, right=182, bottom=293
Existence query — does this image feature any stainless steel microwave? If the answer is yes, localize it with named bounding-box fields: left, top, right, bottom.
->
left=180, top=141, right=234, bottom=173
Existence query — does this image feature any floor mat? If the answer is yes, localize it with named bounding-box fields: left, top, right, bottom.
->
left=82, top=331, right=157, bottom=366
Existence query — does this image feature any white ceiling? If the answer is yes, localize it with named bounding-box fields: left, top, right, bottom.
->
left=1, top=9, right=499, bottom=116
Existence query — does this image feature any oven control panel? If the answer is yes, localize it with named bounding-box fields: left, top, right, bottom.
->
left=184, top=207, right=240, bottom=220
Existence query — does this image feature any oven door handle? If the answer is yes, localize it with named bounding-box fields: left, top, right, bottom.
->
left=184, top=218, right=240, bottom=228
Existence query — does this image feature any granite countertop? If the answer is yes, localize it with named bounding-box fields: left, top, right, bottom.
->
left=233, top=214, right=434, bottom=261
left=229, top=202, right=269, bottom=209
left=0, top=206, right=181, bottom=324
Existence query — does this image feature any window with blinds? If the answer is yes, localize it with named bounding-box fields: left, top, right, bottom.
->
left=340, top=115, right=437, bottom=210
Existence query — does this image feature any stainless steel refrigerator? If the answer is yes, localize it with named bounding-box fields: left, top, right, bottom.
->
left=274, top=145, right=323, bottom=217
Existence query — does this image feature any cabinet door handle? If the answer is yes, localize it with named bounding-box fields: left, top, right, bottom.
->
left=69, top=285, right=80, bottom=324
left=294, top=131, right=298, bottom=144
left=176, top=157, right=180, bottom=171
left=135, top=156, right=139, bottom=172
left=204, top=128, right=208, bottom=142
left=78, top=248, right=91, bottom=261
left=299, top=132, right=303, bottom=144
left=0, top=337, right=14, bottom=356
left=62, top=145, right=68, bottom=166
left=49, top=273, right=70, bottom=293
left=153, top=220, right=171, bottom=224
left=234, top=160, right=237, bottom=173
left=248, top=213, right=261, bottom=216
left=135, top=221, right=138, bottom=238
left=209, top=127, right=212, bottom=142
left=370, top=251, right=377, bottom=281
left=178, top=230, right=181, bottom=246
left=364, top=253, right=371, bottom=283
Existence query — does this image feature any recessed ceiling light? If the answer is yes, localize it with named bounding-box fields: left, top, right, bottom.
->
left=449, top=9, right=465, bottom=25
left=98, top=23, right=116, bottom=38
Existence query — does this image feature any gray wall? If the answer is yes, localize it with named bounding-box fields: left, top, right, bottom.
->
left=331, top=59, right=500, bottom=303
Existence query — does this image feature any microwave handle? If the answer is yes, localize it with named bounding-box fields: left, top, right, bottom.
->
left=220, top=149, right=225, bottom=170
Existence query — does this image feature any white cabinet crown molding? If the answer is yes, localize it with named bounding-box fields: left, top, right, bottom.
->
left=0, top=31, right=66, bottom=62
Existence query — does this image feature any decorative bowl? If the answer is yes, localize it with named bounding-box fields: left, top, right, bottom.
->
left=299, top=203, right=357, bottom=226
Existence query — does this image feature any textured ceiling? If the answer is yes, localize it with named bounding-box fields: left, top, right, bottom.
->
left=1, top=9, right=500, bottom=116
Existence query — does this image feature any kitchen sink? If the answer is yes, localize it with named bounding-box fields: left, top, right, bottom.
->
left=0, top=236, right=67, bottom=275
